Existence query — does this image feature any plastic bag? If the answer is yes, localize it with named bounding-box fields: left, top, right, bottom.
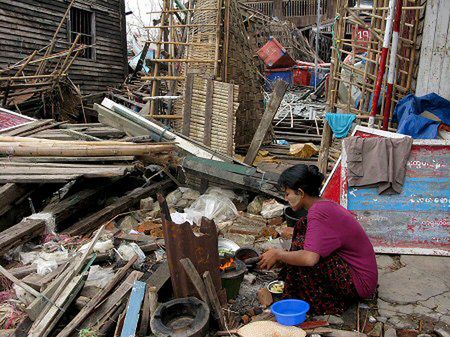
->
left=184, top=192, right=238, bottom=225
left=79, top=239, right=114, bottom=255
left=166, top=188, right=183, bottom=206
left=179, top=187, right=201, bottom=200
left=86, top=265, right=115, bottom=288
left=19, top=252, right=39, bottom=265
left=170, top=212, right=193, bottom=225
left=117, top=242, right=146, bottom=262
left=261, top=199, right=284, bottom=219
left=36, top=258, right=58, bottom=276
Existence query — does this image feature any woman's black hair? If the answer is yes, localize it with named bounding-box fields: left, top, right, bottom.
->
left=277, top=164, right=325, bottom=197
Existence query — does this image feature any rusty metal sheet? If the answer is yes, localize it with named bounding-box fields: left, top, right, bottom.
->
left=158, top=194, right=224, bottom=301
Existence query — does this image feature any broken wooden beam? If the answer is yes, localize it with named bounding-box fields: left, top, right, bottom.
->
left=63, top=179, right=173, bottom=236
left=55, top=255, right=138, bottom=337
left=0, top=217, right=46, bottom=256
left=244, top=80, right=288, bottom=165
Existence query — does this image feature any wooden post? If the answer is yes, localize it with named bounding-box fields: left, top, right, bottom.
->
left=203, top=271, right=226, bottom=330
left=244, top=80, right=288, bottom=165
left=318, top=120, right=332, bottom=174
left=182, top=73, right=194, bottom=136
left=180, top=258, right=210, bottom=305
left=273, top=0, right=285, bottom=19
left=226, top=82, right=235, bottom=156
left=203, top=79, right=214, bottom=147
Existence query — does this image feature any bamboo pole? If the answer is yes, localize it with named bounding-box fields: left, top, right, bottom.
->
left=0, top=144, right=175, bottom=157
left=36, top=0, right=77, bottom=76
left=149, top=0, right=168, bottom=116
left=213, top=0, right=223, bottom=78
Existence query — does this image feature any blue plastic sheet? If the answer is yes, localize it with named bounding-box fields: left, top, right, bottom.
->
left=393, top=93, right=450, bottom=139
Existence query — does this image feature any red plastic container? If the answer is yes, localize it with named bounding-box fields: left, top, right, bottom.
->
left=257, top=37, right=296, bottom=68
left=293, top=66, right=312, bottom=86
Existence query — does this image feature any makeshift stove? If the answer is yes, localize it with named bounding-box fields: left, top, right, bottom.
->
left=150, top=297, right=210, bottom=337
left=220, top=257, right=247, bottom=300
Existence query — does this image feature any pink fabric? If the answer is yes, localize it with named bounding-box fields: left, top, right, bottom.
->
left=304, top=200, right=378, bottom=298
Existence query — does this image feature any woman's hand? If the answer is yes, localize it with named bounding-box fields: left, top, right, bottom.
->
left=258, top=248, right=283, bottom=270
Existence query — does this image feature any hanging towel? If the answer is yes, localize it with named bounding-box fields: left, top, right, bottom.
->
left=325, top=113, right=357, bottom=138
left=344, top=136, right=413, bottom=194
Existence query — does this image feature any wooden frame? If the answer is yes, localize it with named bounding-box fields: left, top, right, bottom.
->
left=67, top=7, right=96, bottom=60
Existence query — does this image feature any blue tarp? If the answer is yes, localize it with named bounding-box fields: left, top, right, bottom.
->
left=393, top=93, right=450, bottom=139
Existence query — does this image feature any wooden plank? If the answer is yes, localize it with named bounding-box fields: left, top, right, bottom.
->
left=0, top=265, right=43, bottom=298
left=9, top=264, right=38, bottom=279
left=0, top=175, right=80, bottom=183
left=28, top=226, right=105, bottom=322
left=78, top=271, right=143, bottom=330
left=27, top=273, right=87, bottom=337
left=146, top=261, right=170, bottom=292
left=0, top=218, right=46, bottom=256
left=26, top=260, right=75, bottom=321
left=101, top=98, right=228, bottom=162
left=0, top=166, right=131, bottom=177
left=182, top=73, right=194, bottom=136
left=138, top=286, right=151, bottom=336
left=416, top=0, right=438, bottom=96
left=0, top=183, right=29, bottom=215
left=55, top=255, right=138, bottom=337
left=0, top=156, right=135, bottom=163
left=428, top=0, right=449, bottom=97
left=114, top=308, right=127, bottom=336
left=226, top=82, right=235, bottom=156
left=179, top=258, right=209, bottom=305
left=120, top=281, right=146, bottom=337
left=203, top=271, right=226, bottom=330
left=63, top=179, right=173, bottom=236
left=203, top=79, right=214, bottom=147
left=1, top=120, right=51, bottom=136
left=244, top=80, right=288, bottom=165
left=318, top=120, right=332, bottom=174
left=182, top=157, right=280, bottom=198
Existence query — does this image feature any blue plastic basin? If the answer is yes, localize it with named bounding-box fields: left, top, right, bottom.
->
left=271, top=299, right=310, bottom=326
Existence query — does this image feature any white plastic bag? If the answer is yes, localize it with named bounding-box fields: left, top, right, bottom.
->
left=36, top=258, right=58, bottom=276
left=117, top=242, right=146, bottom=262
left=86, top=265, right=115, bottom=288
left=184, top=192, right=238, bottom=225
left=261, top=199, right=284, bottom=219
left=19, top=251, right=39, bottom=265
left=79, top=239, right=114, bottom=254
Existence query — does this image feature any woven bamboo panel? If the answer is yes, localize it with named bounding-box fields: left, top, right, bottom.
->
left=184, top=0, right=218, bottom=76
left=187, top=77, right=239, bottom=155
left=179, top=0, right=265, bottom=148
